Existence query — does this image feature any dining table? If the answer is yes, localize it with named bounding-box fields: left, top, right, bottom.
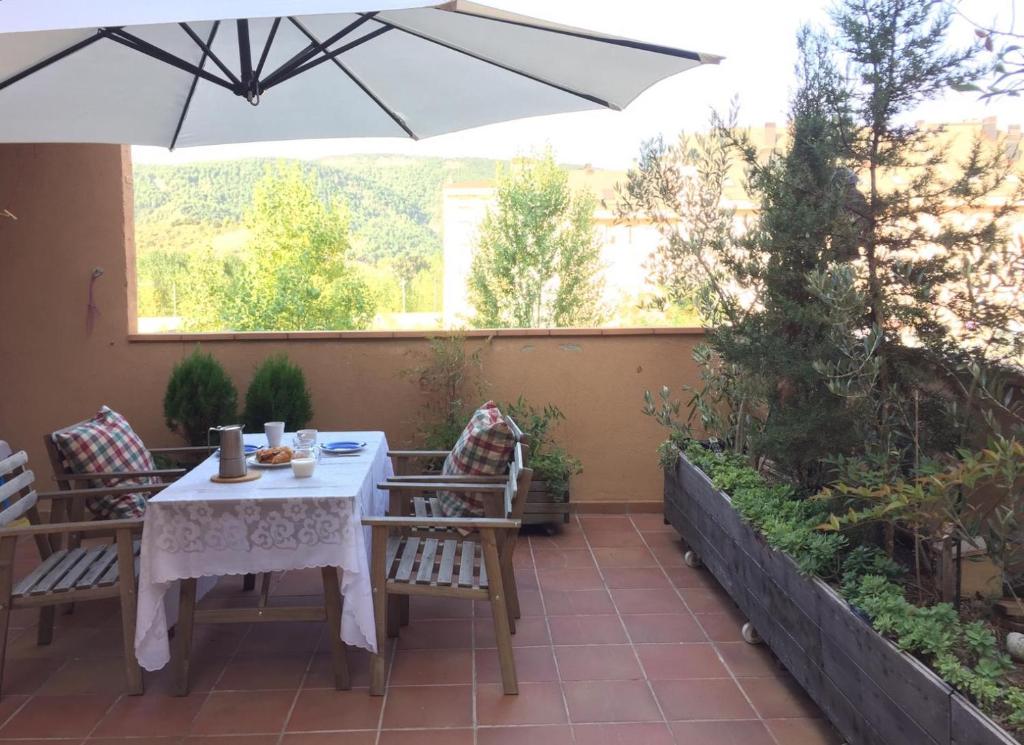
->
left=134, top=431, right=393, bottom=673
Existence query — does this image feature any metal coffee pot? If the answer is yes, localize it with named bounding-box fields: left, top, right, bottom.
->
left=210, top=424, right=247, bottom=479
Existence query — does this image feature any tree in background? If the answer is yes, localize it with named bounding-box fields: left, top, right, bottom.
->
left=467, top=152, right=605, bottom=328
left=223, top=165, right=376, bottom=331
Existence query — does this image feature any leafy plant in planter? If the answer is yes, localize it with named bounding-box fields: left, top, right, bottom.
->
left=242, top=354, right=313, bottom=432
left=502, top=396, right=581, bottom=499
left=163, top=347, right=238, bottom=445
left=401, top=334, right=485, bottom=450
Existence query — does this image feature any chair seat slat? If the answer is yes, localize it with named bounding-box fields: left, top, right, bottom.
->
left=385, top=536, right=402, bottom=575
left=413, top=498, right=428, bottom=518
left=394, top=537, right=420, bottom=582
left=428, top=497, right=443, bottom=518
left=437, top=539, right=457, bottom=586
left=76, top=543, right=119, bottom=588
left=457, top=541, right=475, bottom=588
left=12, top=550, right=68, bottom=596
left=30, top=547, right=86, bottom=595
left=416, top=538, right=439, bottom=584
left=97, top=552, right=123, bottom=587
left=478, top=545, right=487, bottom=589
left=54, top=545, right=107, bottom=591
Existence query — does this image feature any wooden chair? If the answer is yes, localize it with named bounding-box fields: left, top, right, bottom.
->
left=0, top=449, right=162, bottom=698
left=365, top=444, right=533, bottom=696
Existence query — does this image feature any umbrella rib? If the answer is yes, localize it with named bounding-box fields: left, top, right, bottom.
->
left=102, top=29, right=236, bottom=92
left=287, top=18, right=418, bottom=140
left=446, top=7, right=704, bottom=62
left=254, top=18, right=282, bottom=80
left=0, top=31, right=105, bottom=93
left=260, top=13, right=377, bottom=92
left=262, top=26, right=391, bottom=89
left=179, top=23, right=242, bottom=88
left=170, top=21, right=219, bottom=151
left=365, top=14, right=616, bottom=110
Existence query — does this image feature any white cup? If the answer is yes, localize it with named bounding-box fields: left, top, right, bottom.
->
left=264, top=421, right=285, bottom=448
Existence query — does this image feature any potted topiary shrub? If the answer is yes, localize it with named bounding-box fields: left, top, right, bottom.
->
left=164, top=347, right=238, bottom=446
left=503, top=396, right=581, bottom=530
left=243, top=353, right=313, bottom=433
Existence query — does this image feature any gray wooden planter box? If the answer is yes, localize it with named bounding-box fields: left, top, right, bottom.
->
left=664, top=454, right=1020, bottom=745
left=522, top=480, right=570, bottom=527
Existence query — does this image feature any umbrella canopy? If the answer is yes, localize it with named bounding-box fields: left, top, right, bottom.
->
left=0, top=1, right=720, bottom=148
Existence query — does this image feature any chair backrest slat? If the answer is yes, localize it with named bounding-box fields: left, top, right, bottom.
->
left=0, top=451, right=38, bottom=527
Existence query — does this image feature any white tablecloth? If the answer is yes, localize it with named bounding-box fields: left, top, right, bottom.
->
left=134, top=431, right=392, bottom=671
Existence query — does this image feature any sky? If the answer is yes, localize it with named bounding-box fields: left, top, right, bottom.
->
left=133, top=0, right=1022, bottom=170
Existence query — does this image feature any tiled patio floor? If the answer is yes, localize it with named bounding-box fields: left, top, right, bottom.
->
left=0, top=514, right=840, bottom=744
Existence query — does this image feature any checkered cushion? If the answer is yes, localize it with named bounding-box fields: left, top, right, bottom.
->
left=438, top=401, right=515, bottom=517
left=52, top=406, right=154, bottom=519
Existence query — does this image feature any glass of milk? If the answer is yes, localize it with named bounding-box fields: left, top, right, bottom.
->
left=291, top=446, right=317, bottom=478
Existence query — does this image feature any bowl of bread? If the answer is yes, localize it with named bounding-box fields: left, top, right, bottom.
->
left=249, top=446, right=294, bottom=467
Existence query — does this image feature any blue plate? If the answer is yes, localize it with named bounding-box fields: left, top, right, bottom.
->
left=216, top=444, right=259, bottom=458
left=321, top=441, right=366, bottom=454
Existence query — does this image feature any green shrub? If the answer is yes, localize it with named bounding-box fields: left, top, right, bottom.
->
left=243, top=354, right=313, bottom=432
left=163, top=347, right=238, bottom=445
left=502, top=396, right=581, bottom=498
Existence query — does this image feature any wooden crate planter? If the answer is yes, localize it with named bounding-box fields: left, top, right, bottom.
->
left=522, top=480, right=570, bottom=527
left=664, top=454, right=1020, bottom=745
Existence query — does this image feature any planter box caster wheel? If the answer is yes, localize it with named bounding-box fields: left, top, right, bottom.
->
left=683, top=550, right=702, bottom=568
left=742, top=622, right=762, bottom=645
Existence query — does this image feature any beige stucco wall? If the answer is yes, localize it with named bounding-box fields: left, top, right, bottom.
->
left=0, top=144, right=704, bottom=508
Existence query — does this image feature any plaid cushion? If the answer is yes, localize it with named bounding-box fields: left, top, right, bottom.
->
left=438, top=401, right=515, bottom=517
left=53, top=406, right=153, bottom=519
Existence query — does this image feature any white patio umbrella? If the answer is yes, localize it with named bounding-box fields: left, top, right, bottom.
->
left=0, top=1, right=720, bottom=149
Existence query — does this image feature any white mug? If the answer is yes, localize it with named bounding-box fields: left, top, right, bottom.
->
left=264, top=421, right=285, bottom=448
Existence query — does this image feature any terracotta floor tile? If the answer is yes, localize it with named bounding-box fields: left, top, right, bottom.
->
left=215, top=655, right=311, bottom=690
left=1, top=657, right=64, bottom=695
left=610, top=588, right=686, bottom=614
left=764, top=718, right=843, bottom=744
left=409, top=595, right=475, bottom=620
left=537, top=568, right=604, bottom=592
left=476, top=646, right=559, bottom=684
left=382, top=685, right=472, bottom=729
left=533, top=549, right=596, bottom=570
left=388, top=648, right=473, bottom=686
left=601, top=568, right=670, bottom=589
left=573, top=722, right=675, bottom=745
left=89, top=737, right=180, bottom=745
left=184, top=736, right=280, bottom=745
left=548, top=616, right=627, bottom=645
left=148, top=655, right=228, bottom=695
left=649, top=544, right=688, bottom=566
left=282, top=733, right=377, bottom=745
left=35, top=657, right=130, bottom=696
left=563, top=680, right=662, bottom=723
left=664, top=566, right=716, bottom=589
left=638, top=530, right=685, bottom=548
left=378, top=729, right=474, bottom=745
left=286, top=688, right=383, bottom=731
left=541, top=589, right=616, bottom=616
left=395, top=619, right=473, bottom=650
left=630, top=514, right=675, bottom=531
left=580, top=516, right=636, bottom=531
left=635, top=643, right=729, bottom=680
left=740, top=676, right=821, bottom=719
left=234, top=622, right=323, bottom=658
left=477, top=725, right=573, bottom=744
left=92, top=692, right=206, bottom=737
left=554, top=645, right=643, bottom=681
left=191, top=690, right=295, bottom=735
left=669, top=720, right=776, bottom=744
left=652, top=679, right=756, bottom=721
left=621, top=613, right=706, bottom=644
left=476, top=682, right=567, bottom=726
left=529, top=532, right=588, bottom=550
left=695, top=610, right=746, bottom=642
left=305, top=648, right=378, bottom=690
left=582, top=530, right=645, bottom=549
left=716, top=642, right=785, bottom=678
left=475, top=617, right=550, bottom=648
left=679, top=587, right=735, bottom=613
left=0, top=693, right=115, bottom=738
left=477, top=589, right=545, bottom=618
left=591, top=547, right=658, bottom=568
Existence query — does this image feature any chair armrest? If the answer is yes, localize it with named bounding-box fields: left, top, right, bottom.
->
left=0, top=518, right=143, bottom=538
left=377, top=482, right=505, bottom=493
left=387, top=474, right=507, bottom=483
left=55, top=469, right=186, bottom=482
left=37, top=484, right=168, bottom=502
left=387, top=450, right=450, bottom=459
left=362, top=516, right=520, bottom=530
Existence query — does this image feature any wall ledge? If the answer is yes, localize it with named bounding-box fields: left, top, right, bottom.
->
left=127, top=327, right=706, bottom=343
